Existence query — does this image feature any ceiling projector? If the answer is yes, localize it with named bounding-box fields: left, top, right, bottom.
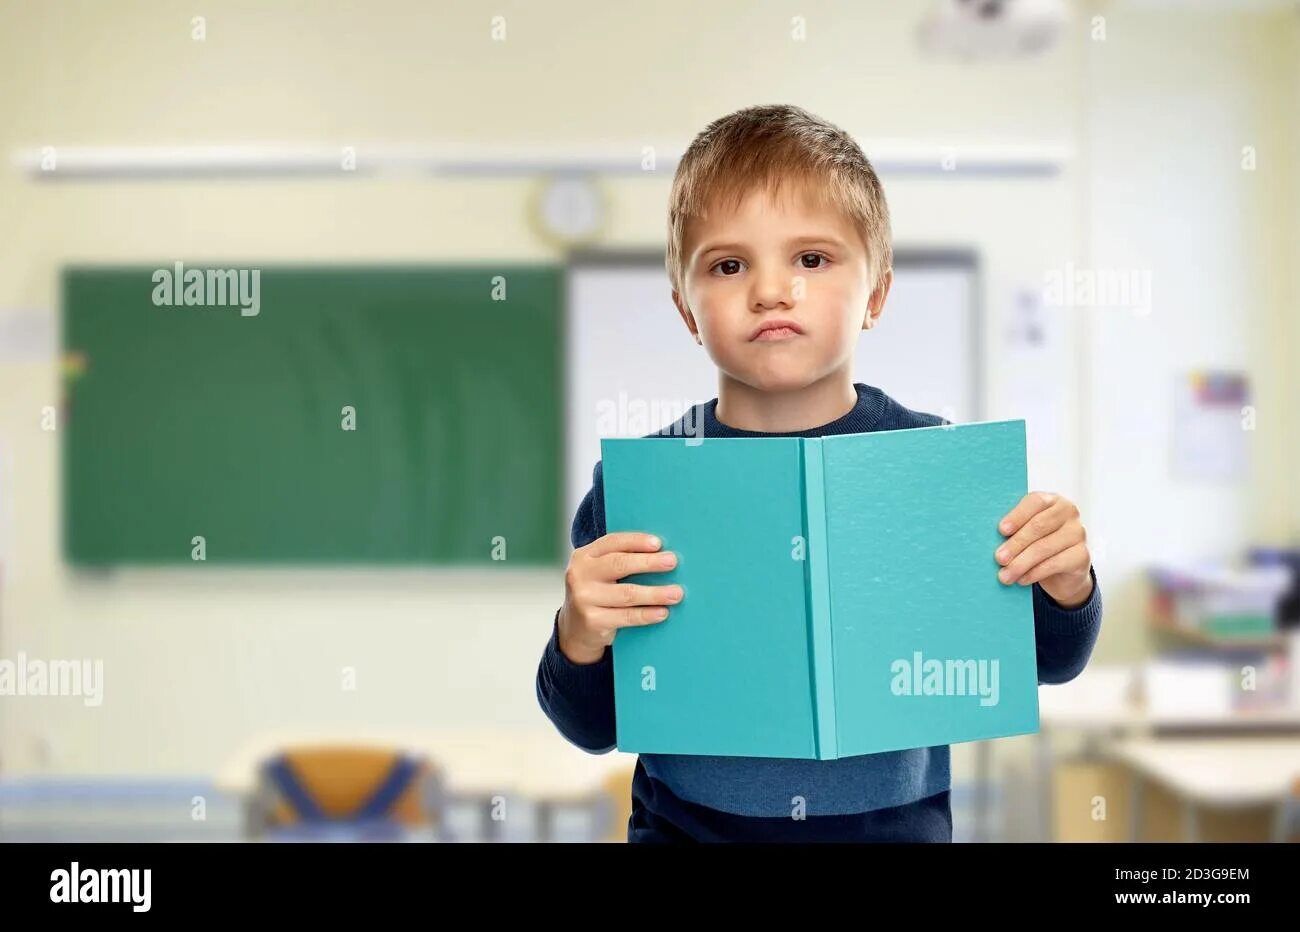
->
left=918, top=0, right=1070, bottom=59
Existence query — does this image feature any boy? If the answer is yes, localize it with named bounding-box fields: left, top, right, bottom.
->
left=536, top=104, right=1102, bottom=842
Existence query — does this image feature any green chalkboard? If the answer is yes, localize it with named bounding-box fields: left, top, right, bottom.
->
left=62, top=264, right=564, bottom=566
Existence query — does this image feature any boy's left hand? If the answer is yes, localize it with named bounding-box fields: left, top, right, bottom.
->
left=995, top=492, right=1094, bottom=609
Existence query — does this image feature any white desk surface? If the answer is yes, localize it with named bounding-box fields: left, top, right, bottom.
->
left=1037, top=663, right=1300, bottom=731
left=215, top=728, right=638, bottom=803
left=1106, top=737, right=1300, bottom=807
left=1042, top=706, right=1300, bottom=730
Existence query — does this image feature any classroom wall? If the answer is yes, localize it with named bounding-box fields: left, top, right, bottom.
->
left=0, top=0, right=1295, bottom=776
left=1293, top=17, right=1300, bottom=552
left=1081, top=3, right=1300, bottom=661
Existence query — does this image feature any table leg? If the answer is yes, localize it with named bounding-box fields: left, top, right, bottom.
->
left=535, top=801, right=555, bottom=842
left=1036, top=730, right=1053, bottom=842
left=481, top=794, right=505, bottom=842
left=974, top=740, right=991, bottom=842
left=1128, top=772, right=1143, bottom=843
left=1183, top=800, right=1199, bottom=843
left=590, top=792, right=616, bottom=841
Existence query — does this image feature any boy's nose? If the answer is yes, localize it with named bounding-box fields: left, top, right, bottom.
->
left=751, top=271, right=794, bottom=309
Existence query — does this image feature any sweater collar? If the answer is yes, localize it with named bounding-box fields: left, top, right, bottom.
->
left=701, top=382, right=888, bottom=438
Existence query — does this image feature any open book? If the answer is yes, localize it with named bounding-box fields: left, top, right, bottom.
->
left=600, top=419, right=1040, bottom=759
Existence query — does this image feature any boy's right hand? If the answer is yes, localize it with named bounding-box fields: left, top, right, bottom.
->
left=557, top=532, right=683, bottom=665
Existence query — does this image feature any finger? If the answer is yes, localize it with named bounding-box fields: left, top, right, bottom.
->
left=998, top=491, right=1059, bottom=537
left=998, top=522, right=1084, bottom=584
left=1016, top=542, right=1091, bottom=587
left=604, top=604, right=674, bottom=629
left=593, top=580, right=684, bottom=611
left=586, top=531, right=664, bottom=558
left=597, top=548, right=678, bottom=582
left=996, top=500, right=1073, bottom=566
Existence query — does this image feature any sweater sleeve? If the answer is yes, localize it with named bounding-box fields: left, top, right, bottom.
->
left=535, top=460, right=618, bottom=754
left=1032, top=564, right=1103, bottom=685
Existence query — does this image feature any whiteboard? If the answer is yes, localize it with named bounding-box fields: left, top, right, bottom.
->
left=565, top=251, right=980, bottom=528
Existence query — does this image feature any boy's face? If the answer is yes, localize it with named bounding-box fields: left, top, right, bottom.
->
left=673, top=180, right=890, bottom=393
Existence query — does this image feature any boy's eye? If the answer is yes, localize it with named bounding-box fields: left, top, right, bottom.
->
left=710, top=254, right=829, bottom=276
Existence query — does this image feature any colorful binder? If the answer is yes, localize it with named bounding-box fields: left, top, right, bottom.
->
left=600, top=419, right=1040, bottom=759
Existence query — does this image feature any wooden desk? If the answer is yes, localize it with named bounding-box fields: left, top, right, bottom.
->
left=1106, top=737, right=1300, bottom=841
left=1035, top=663, right=1300, bottom=841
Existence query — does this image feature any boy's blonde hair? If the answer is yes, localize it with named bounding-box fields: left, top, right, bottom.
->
left=665, top=104, right=892, bottom=295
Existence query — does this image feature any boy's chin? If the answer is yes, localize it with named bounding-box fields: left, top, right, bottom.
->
left=733, top=369, right=827, bottom=395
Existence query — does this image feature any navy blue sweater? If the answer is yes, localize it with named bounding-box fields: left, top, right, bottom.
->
left=537, top=382, right=1103, bottom=842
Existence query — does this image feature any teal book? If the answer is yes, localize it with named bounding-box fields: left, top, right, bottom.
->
left=600, top=419, right=1040, bottom=760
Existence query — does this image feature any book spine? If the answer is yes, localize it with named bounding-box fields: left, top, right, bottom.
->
left=801, top=439, right=838, bottom=760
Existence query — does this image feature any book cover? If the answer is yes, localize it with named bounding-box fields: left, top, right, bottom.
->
left=600, top=419, right=1040, bottom=759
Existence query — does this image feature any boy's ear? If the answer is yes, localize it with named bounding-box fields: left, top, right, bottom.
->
left=863, top=267, right=893, bottom=331
left=672, top=289, right=703, bottom=345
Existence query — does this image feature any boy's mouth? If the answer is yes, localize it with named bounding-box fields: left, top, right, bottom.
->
left=750, top=319, right=805, bottom=341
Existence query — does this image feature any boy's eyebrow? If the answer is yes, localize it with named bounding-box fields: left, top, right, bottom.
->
left=695, top=235, right=850, bottom=260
